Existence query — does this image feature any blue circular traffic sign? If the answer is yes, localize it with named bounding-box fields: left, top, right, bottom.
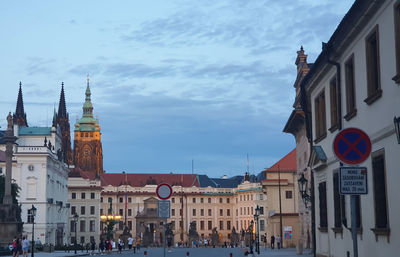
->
left=333, top=128, right=371, bottom=165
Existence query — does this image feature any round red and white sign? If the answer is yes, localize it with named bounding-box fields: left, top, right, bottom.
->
left=156, top=183, right=173, bottom=200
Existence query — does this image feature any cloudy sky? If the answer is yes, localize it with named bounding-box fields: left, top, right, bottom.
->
left=0, top=0, right=354, bottom=177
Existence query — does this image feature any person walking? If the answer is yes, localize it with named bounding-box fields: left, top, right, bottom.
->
left=99, top=240, right=105, bottom=254
left=90, top=239, right=95, bottom=255
left=136, top=236, right=141, bottom=252
left=276, top=235, right=281, bottom=249
left=132, top=237, right=137, bottom=253
left=270, top=235, right=275, bottom=249
left=127, top=236, right=133, bottom=250
left=22, top=236, right=29, bottom=257
left=117, top=237, right=123, bottom=254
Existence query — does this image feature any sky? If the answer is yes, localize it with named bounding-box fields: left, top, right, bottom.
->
left=0, top=0, right=354, bottom=177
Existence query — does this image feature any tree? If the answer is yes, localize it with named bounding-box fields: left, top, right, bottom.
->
left=0, top=175, right=20, bottom=204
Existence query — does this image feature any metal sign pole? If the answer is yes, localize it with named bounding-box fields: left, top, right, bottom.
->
left=163, top=219, right=166, bottom=257
left=351, top=195, right=358, bottom=257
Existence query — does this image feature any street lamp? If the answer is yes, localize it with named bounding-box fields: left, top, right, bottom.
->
left=73, top=213, right=79, bottom=254
left=254, top=205, right=261, bottom=254
left=100, top=214, right=122, bottom=240
left=394, top=116, right=400, bottom=144
left=29, top=205, right=37, bottom=257
left=298, top=173, right=311, bottom=208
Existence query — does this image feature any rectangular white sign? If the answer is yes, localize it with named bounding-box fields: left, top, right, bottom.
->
left=158, top=200, right=170, bottom=218
left=339, top=167, right=368, bottom=195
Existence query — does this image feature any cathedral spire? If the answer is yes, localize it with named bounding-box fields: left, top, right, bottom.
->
left=52, top=107, right=57, bottom=128
left=13, top=81, right=28, bottom=127
left=58, top=82, right=67, bottom=118
left=83, top=75, right=94, bottom=118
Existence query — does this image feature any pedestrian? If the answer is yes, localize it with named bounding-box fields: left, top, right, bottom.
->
left=276, top=235, right=281, bottom=249
left=270, top=235, right=275, bottom=249
left=22, top=236, right=29, bottom=257
left=127, top=236, right=133, bottom=250
left=264, top=234, right=267, bottom=250
left=132, top=237, right=137, bottom=253
left=167, top=235, right=173, bottom=252
left=136, top=236, right=141, bottom=252
left=117, top=237, right=123, bottom=254
left=90, top=239, right=95, bottom=255
left=99, top=240, right=105, bottom=254
left=204, top=238, right=207, bottom=248
left=14, top=238, right=22, bottom=257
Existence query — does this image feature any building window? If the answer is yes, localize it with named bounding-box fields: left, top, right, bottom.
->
left=71, top=237, right=76, bottom=244
left=219, top=198, right=223, bottom=203
left=100, top=209, right=103, bottom=215
left=81, top=206, right=85, bottom=215
left=128, top=197, right=132, bottom=203
left=365, top=25, right=381, bottom=105
left=119, top=221, right=123, bottom=230
left=260, top=206, right=264, bottom=215
left=72, top=192, right=76, bottom=199
left=80, top=236, right=85, bottom=244
left=128, top=221, right=132, bottom=230
left=193, top=198, right=196, bottom=203
left=285, top=191, right=293, bottom=199
left=208, top=198, right=211, bottom=203
left=200, top=198, right=204, bottom=203
left=128, top=209, right=132, bottom=216
left=220, top=209, right=223, bottom=216
left=90, top=220, right=95, bottom=232
left=251, top=195, right=253, bottom=201
left=314, top=90, right=327, bottom=142
left=259, top=194, right=263, bottom=200
left=329, top=75, right=339, bottom=131
left=180, top=221, right=183, bottom=229
left=372, top=151, right=389, bottom=229
left=70, top=220, right=76, bottom=232
left=344, top=54, right=357, bottom=120
left=394, top=2, right=400, bottom=83
left=260, top=220, right=265, bottom=231
left=180, top=198, right=183, bottom=203
left=171, top=209, right=175, bottom=216
left=200, top=221, right=205, bottom=230
left=27, top=209, right=34, bottom=223
left=119, top=197, right=123, bottom=203
left=227, top=221, right=231, bottom=230
left=240, top=195, right=242, bottom=201
left=251, top=207, right=253, bottom=215
left=119, top=209, right=123, bottom=216
left=208, top=221, right=212, bottom=230
left=100, top=197, right=103, bottom=203
left=80, top=220, right=86, bottom=232
left=240, top=208, right=242, bottom=215
left=90, top=206, right=95, bottom=215
left=71, top=206, right=76, bottom=215
left=171, top=221, right=175, bottom=230
left=227, top=209, right=230, bottom=216
left=90, top=192, right=95, bottom=199
left=180, top=209, right=183, bottom=216
left=208, top=209, right=212, bottom=216
left=236, top=209, right=238, bottom=216
left=236, top=221, right=239, bottom=230
left=81, top=193, right=85, bottom=199
left=219, top=221, right=224, bottom=230
left=226, top=198, right=230, bottom=204
left=318, top=182, right=328, bottom=230
left=333, top=172, right=343, bottom=228
left=108, top=197, right=112, bottom=203
left=193, top=209, right=196, bottom=216
left=171, top=198, right=175, bottom=203
left=200, top=209, right=204, bottom=216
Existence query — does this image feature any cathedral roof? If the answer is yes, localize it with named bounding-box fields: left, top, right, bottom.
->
left=75, top=76, right=100, bottom=132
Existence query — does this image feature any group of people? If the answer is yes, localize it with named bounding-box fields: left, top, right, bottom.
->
left=8, top=236, right=30, bottom=257
left=97, top=236, right=141, bottom=254
left=269, top=235, right=282, bottom=249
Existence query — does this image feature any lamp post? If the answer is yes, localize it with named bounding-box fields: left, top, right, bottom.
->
left=298, top=173, right=311, bottom=208
left=100, top=214, right=122, bottom=240
left=254, top=205, right=261, bottom=254
left=73, top=213, right=79, bottom=254
left=30, top=205, right=37, bottom=257
left=249, top=220, right=254, bottom=254
left=394, top=116, right=400, bottom=144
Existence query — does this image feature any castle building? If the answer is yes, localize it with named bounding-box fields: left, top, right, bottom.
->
left=73, top=77, right=103, bottom=176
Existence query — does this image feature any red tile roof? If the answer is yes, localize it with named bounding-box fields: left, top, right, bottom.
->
left=100, top=173, right=199, bottom=187
left=69, top=167, right=97, bottom=180
left=265, top=149, right=296, bottom=172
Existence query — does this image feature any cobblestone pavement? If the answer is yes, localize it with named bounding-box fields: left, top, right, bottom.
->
left=3, top=247, right=313, bottom=257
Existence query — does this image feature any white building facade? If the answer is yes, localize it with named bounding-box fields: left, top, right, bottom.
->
left=303, top=0, right=400, bottom=256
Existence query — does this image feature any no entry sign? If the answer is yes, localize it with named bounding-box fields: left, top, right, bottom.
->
left=156, top=183, right=173, bottom=200
left=333, top=128, right=371, bottom=165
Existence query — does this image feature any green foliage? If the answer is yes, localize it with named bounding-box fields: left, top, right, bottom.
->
left=0, top=175, right=20, bottom=204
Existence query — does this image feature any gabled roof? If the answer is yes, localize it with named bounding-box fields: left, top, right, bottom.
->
left=100, top=173, right=199, bottom=187
left=265, top=149, right=296, bottom=172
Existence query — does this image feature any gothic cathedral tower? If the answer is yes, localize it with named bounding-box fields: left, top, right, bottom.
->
left=56, top=82, right=73, bottom=165
left=73, top=77, right=103, bottom=175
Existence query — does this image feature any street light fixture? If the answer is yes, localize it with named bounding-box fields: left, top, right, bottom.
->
left=100, top=214, right=122, bottom=240
left=394, top=116, right=400, bottom=144
left=298, top=173, right=311, bottom=208
left=73, top=213, right=79, bottom=254
left=29, top=205, right=37, bottom=257
left=254, top=205, right=261, bottom=254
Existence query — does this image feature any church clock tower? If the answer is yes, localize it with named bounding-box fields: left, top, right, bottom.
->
left=73, top=76, right=103, bottom=175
